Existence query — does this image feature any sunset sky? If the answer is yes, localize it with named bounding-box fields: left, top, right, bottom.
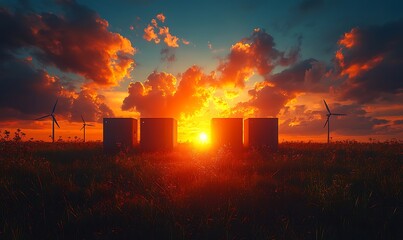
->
left=0, top=0, right=402, bottom=142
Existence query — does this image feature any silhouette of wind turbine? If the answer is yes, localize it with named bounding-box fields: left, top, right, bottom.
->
left=323, top=100, right=346, bottom=143
left=81, top=115, right=94, bottom=142
left=36, top=99, right=60, bottom=143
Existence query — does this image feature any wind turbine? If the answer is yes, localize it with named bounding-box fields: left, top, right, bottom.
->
left=80, top=115, right=94, bottom=142
left=323, top=100, right=346, bottom=143
left=36, top=99, right=60, bottom=143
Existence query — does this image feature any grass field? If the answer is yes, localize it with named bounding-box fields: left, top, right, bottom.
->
left=0, top=137, right=402, bottom=239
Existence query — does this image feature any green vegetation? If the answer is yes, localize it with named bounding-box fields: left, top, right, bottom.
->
left=0, top=134, right=402, bottom=239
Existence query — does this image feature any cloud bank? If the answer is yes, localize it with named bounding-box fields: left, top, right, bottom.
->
left=0, top=1, right=135, bottom=121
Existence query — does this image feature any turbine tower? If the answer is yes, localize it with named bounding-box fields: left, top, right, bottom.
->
left=323, top=100, right=346, bottom=143
left=36, top=99, right=60, bottom=143
left=81, top=115, right=94, bottom=142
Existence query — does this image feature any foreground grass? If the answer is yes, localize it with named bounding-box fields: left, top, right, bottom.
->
left=0, top=141, right=401, bottom=239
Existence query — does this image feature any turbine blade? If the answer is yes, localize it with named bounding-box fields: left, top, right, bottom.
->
left=87, top=124, right=94, bottom=126
left=333, top=113, right=346, bottom=116
left=35, top=114, right=51, bottom=120
left=80, top=125, right=84, bottom=130
left=323, top=99, right=331, bottom=114
left=52, top=116, right=60, bottom=128
left=81, top=114, right=85, bottom=123
left=52, top=99, right=58, bottom=114
left=323, top=118, right=329, bottom=128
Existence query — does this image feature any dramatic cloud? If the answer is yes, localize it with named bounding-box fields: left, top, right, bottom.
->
left=122, top=66, right=213, bottom=117
left=0, top=58, right=114, bottom=122
left=228, top=58, right=332, bottom=118
left=143, top=13, right=184, bottom=48
left=0, top=59, right=67, bottom=118
left=0, top=2, right=122, bottom=122
left=70, top=89, right=114, bottom=122
left=216, top=28, right=300, bottom=88
left=172, top=66, right=213, bottom=114
left=122, top=71, right=176, bottom=117
left=271, top=58, right=331, bottom=93
left=230, top=81, right=293, bottom=117
left=280, top=103, right=396, bottom=138
left=335, top=20, right=403, bottom=103
left=0, top=2, right=135, bottom=86
left=128, top=28, right=307, bottom=119
left=131, top=22, right=402, bottom=140
left=0, top=8, right=34, bottom=60
left=229, top=21, right=403, bottom=121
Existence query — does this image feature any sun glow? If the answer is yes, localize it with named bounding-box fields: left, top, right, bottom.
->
left=198, top=132, right=208, bottom=144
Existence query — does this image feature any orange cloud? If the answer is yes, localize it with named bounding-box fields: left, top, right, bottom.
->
left=159, top=27, right=179, bottom=48
left=143, top=24, right=160, bottom=43
left=122, top=66, right=213, bottom=118
left=151, top=19, right=158, bottom=27
left=121, top=72, right=176, bottom=117
left=335, top=49, right=345, bottom=67
left=143, top=13, right=183, bottom=48
left=338, top=28, right=358, bottom=48
left=33, top=10, right=135, bottom=86
left=217, top=42, right=254, bottom=88
left=334, top=20, right=403, bottom=103
left=156, top=13, right=165, bottom=23
left=340, top=56, right=383, bottom=78
left=336, top=27, right=383, bottom=79
left=182, top=38, right=190, bottom=45
left=215, top=29, right=300, bottom=88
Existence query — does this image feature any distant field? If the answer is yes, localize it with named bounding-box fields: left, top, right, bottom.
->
left=0, top=140, right=402, bottom=239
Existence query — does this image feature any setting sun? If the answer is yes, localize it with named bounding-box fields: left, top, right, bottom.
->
left=198, top=132, right=208, bottom=144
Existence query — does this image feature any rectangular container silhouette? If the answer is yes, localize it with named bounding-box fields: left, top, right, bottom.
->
left=140, top=118, right=177, bottom=151
left=211, top=118, right=243, bottom=149
left=103, top=118, right=138, bottom=153
left=244, top=118, right=278, bottom=150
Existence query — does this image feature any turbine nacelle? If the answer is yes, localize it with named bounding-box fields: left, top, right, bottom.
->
left=35, top=99, right=60, bottom=142
left=80, top=115, right=94, bottom=142
left=323, top=99, right=346, bottom=143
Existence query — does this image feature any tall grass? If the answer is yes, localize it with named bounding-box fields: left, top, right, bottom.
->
left=0, top=140, right=401, bottom=239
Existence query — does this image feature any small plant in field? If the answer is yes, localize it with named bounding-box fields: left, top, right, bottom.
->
left=13, top=128, right=25, bottom=142
left=1, top=129, right=11, bottom=141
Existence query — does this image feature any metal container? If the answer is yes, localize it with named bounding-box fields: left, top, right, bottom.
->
left=140, top=118, right=177, bottom=151
left=244, top=118, right=278, bottom=151
left=103, top=118, right=138, bottom=153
